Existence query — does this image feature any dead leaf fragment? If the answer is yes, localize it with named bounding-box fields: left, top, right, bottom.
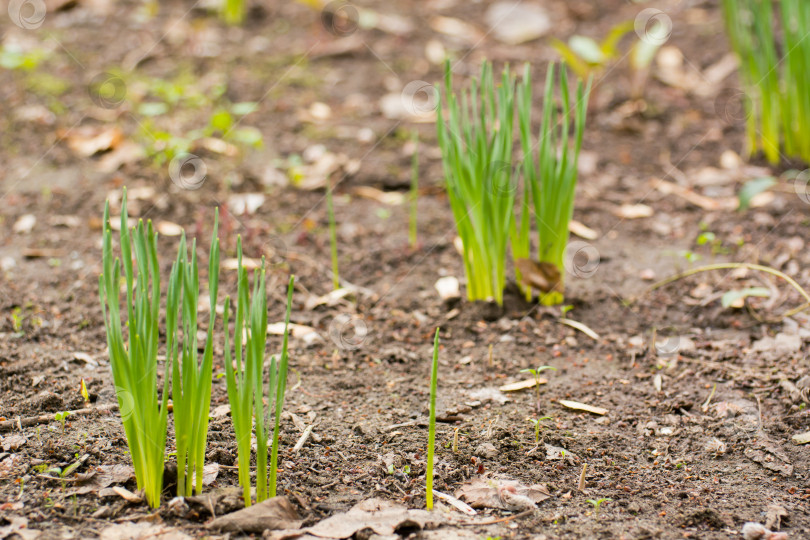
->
left=614, top=203, right=654, bottom=219
left=515, top=258, right=562, bottom=294
left=499, top=378, right=547, bottom=392
left=207, top=496, right=303, bottom=533
left=792, top=431, right=810, bottom=445
left=306, top=497, right=436, bottom=538
left=64, top=126, right=123, bottom=157
left=156, top=221, right=183, bottom=237
left=558, top=399, right=608, bottom=416
left=1, top=434, right=26, bottom=452
left=99, top=522, right=191, bottom=540
left=455, top=476, right=550, bottom=510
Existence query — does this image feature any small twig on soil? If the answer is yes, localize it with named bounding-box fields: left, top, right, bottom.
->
left=293, top=425, right=314, bottom=452
left=0, top=404, right=118, bottom=432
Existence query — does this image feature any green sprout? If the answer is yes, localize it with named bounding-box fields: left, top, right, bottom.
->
left=520, top=365, right=557, bottom=403
left=722, top=0, right=810, bottom=163
left=223, top=240, right=295, bottom=507
left=587, top=497, right=612, bottom=517
left=54, top=411, right=70, bottom=432
left=436, top=60, right=517, bottom=305
left=409, top=130, right=419, bottom=248
left=222, top=0, right=246, bottom=25
left=527, top=416, right=552, bottom=443
left=513, top=63, right=590, bottom=305
left=169, top=213, right=221, bottom=497
left=426, top=328, right=440, bottom=510
left=99, top=189, right=171, bottom=508
left=551, top=21, right=634, bottom=82
left=326, top=182, right=340, bottom=291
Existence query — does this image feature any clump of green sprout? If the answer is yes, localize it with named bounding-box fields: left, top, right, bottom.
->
left=721, top=0, right=810, bottom=163
left=437, top=60, right=590, bottom=306
left=169, top=215, right=220, bottom=497
left=326, top=182, right=340, bottom=290
left=587, top=497, right=612, bottom=517
left=223, top=239, right=295, bottom=507
left=437, top=60, right=517, bottom=305
left=409, top=130, right=419, bottom=248
left=514, top=63, right=590, bottom=305
left=426, top=328, right=440, bottom=510
left=551, top=21, right=634, bottom=82
left=99, top=190, right=171, bottom=508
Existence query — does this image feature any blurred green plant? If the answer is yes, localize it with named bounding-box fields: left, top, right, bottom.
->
left=722, top=0, right=810, bottom=163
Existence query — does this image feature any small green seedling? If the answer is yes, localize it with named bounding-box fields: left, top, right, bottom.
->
left=54, top=411, right=70, bottom=432
left=520, top=365, right=557, bottom=403
left=527, top=416, right=552, bottom=443
left=426, top=328, right=440, bottom=510
left=551, top=21, right=634, bottom=82
left=587, top=497, right=612, bottom=517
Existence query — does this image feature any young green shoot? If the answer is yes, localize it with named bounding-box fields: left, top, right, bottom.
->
left=269, top=275, right=295, bottom=498
left=54, top=411, right=70, bottom=432
left=99, top=189, right=171, bottom=508
left=527, top=416, right=552, bottom=443
left=409, top=130, right=419, bottom=248
left=721, top=0, right=810, bottom=163
left=326, top=182, right=340, bottom=290
left=222, top=0, right=246, bottom=25
left=520, top=365, right=557, bottom=403
left=169, top=213, right=221, bottom=497
left=437, top=60, right=517, bottom=305
left=587, top=497, right=612, bottom=517
left=223, top=240, right=295, bottom=506
left=426, top=327, right=440, bottom=510
left=514, top=63, right=590, bottom=305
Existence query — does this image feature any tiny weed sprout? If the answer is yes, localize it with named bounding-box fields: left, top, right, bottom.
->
left=437, top=60, right=517, bottom=305
left=520, top=365, right=557, bottom=403
left=722, top=0, right=810, bottom=163
left=409, top=130, right=419, bottom=248
left=99, top=189, right=171, bottom=508
left=169, top=213, right=221, bottom=497
left=426, top=328, right=440, bottom=510
left=587, top=497, right=612, bottom=517
left=326, top=182, right=340, bottom=291
left=223, top=239, right=295, bottom=507
left=528, top=416, right=552, bottom=443
left=54, top=411, right=70, bottom=432
left=222, top=0, right=246, bottom=25
left=514, top=63, right=590, bottom=305
left=551, top=21, right=634, bottom=82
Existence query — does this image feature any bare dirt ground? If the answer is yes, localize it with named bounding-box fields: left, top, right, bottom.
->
left=1, top=0, right=809, bottom=538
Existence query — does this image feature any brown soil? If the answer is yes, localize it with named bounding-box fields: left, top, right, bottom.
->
left=1, top=0, right=809, bottom=539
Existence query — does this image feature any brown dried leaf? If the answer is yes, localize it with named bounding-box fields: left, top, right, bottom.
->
left=515, top=259, right=562, bottom=294
left=454, top=477, right=550, bottom=510
left=208, top=496, right=302, bottom=534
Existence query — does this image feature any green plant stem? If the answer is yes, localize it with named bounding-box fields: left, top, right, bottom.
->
left=426, top=328, right=440, bottom=510
left=269, top=275, right=295, bottom=498
left=326, top=183, right=340, bottom=290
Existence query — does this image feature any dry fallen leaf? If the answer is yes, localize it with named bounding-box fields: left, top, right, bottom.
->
left=499, top=378, right=547, bottom=392
left=435, top=276, right=460, bottom=301
left=13, top=214, right=36, bottom=234
left=207, top=496, right=303, bottom=534
left=558, top=399, right=608, bottom=416
left=568, top=219, right=599, bottom=240
left=614, top=203, right=654, bottom=219
left=156, top=221, right=183, bottom=237
left=455, top=476, right=550, bottom=510
left=515, top=259, right=562, bottom=294
left=63, top=126, right=123, bottom=157
left=99, top=522, right=191, bottom=540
